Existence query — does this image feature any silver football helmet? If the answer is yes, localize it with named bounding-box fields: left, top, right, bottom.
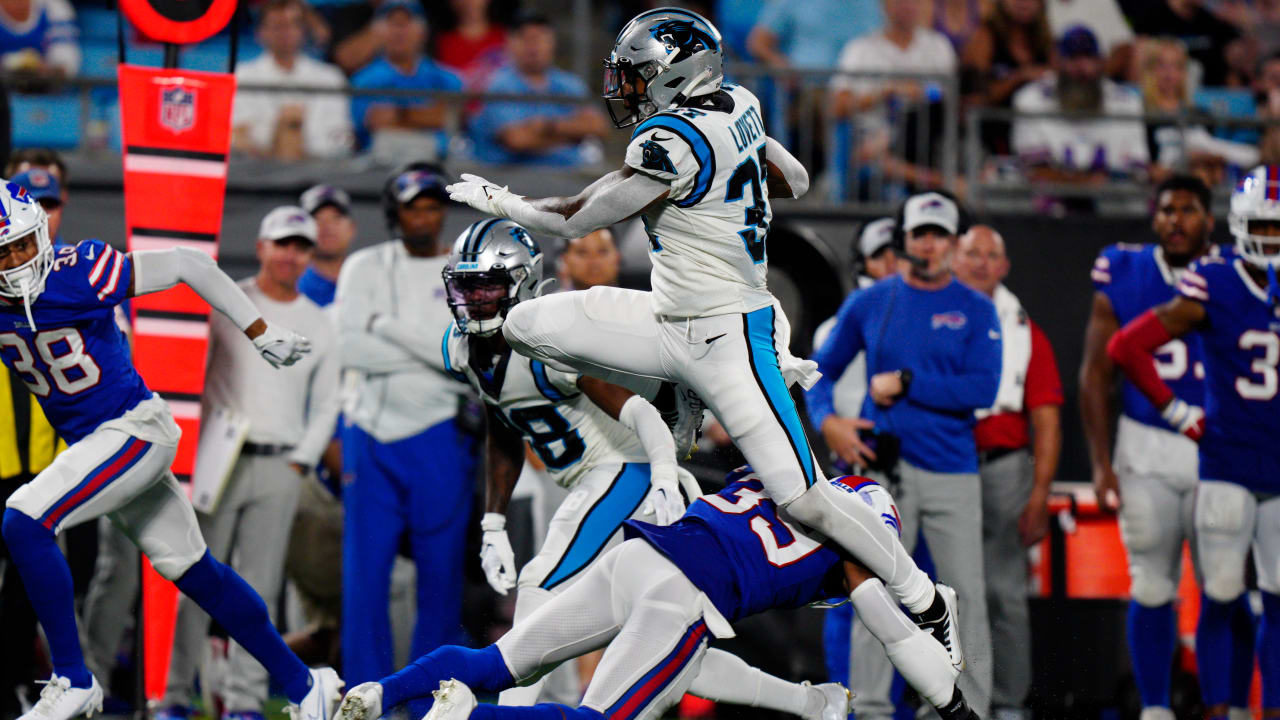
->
left=0, top=181, right=53, bottom=309
left=603, top=7, right=724, bottom=128
left=1230, top=164, right=1280, bottom=269
left=443, top=219, right=543, bottom=336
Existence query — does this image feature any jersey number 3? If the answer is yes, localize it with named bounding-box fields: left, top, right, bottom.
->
left=725, top=144, right=770, bottom=265
left=0, top=329, right=102, bottom=397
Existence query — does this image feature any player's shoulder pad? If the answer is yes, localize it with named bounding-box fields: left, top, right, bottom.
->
left=626, top=112, right=714, bottom=203
left=1091, top=243, right=1145, bottom=286
left=530, top=358, right=580, bottom=402
left=440, top=322, right=470, bottom=382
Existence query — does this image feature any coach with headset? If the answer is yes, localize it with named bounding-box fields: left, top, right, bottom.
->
left=334, top=163, right=474, bottom=705
left=805, top=191, right=1001, bottom=720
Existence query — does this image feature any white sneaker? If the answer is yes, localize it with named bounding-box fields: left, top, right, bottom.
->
left=289, top=668, right=344, bottom=720
left=801, top=682, right=851, bottom=720
left=18, top=675, right=103, bottom=720
left=1138, top=708, right=1175, bottom=720
left=424, top=681, right=476, bottom=720
left=335, top=682, right=383, bottom=720
left=912, top=583, right=963, bottom=672
left=671, top=384, right=705, bottom=459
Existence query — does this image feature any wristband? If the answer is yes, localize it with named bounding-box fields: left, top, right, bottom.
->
left=480, top=512, right=506, bottom=532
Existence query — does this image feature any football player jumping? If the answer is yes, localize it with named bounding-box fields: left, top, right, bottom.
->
left=368, top=219, right=851, bottom=719
left=1108, top=164, right=1280, bottom=718
left=446, top=6, right=960, bottom=663
left=336, top=469, right=979, bottom=720
left=0, top=184, right=342, bottom=720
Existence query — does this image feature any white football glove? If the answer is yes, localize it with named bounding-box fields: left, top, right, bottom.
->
left=643, top=464, right=686, bottom=526
left=252, top=322, right=312, bottom=368
left=446, top=173, right=523, bottom=217
left=479, top=512, right=517, bottom=595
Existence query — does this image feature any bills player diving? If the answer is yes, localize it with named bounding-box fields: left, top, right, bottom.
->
left=445, top=6, right=961, bottom=663
left=1107, top=164, right=1280, bottom=719
left=0, top=183, right=342, bottom=720
left=354, top=218, right=851, bottom=720
left=336, top=468, right=980, bottom=720
left=1079, top=174, right=1253, bottom=720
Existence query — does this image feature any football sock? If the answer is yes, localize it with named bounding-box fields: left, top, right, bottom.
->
left=174, top=551, right=311, bottom=703
left=1260, top=591, right=1280, bottom=710
left=687, top=648, right=819, bottom=717
left=823, top=602, right=853, bottom=684
left=1197, top=594, right=1236, bottom=709
left=852, top=579, right=956, bottom=708
left=1127, top=600, right=1176, bottom=709
left=472, top=703, right=603, bottom=720
left=382, top=645, right=513, bottom=711
left=1231, top=595, right=1258, bottom=709
left=1, top=509, right=92, bottom=688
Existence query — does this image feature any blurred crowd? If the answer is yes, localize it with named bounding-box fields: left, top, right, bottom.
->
left=3, top=0, right=1280, bottom=206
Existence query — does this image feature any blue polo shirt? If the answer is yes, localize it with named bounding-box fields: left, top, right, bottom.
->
left=298, top=266, right=337, bottom=307
left=469, top=65, right=594, bottom=166
left=806, top=275, right=1001, bottom=473
left=350, top=56, right=463, bottom=149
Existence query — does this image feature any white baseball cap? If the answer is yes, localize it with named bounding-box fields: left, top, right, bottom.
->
left=857, top=217, right=896, bottom=258
left=259, top=205, right=317, bottom=244
left=902, top=192, right=959, bottom=236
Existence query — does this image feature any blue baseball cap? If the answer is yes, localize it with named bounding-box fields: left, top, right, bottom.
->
left=1058, top=25, right=1100, bottom=59
left=10, top=168, right=61, bottom=205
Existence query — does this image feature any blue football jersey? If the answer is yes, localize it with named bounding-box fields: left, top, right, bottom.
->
left=1093, top=243, right=1214, bottom=431
left=0, top=240, right=151, bottom=444
left=1177, top=257, right=1280, bottom=491
left=625, top=470, right=844, bottom=623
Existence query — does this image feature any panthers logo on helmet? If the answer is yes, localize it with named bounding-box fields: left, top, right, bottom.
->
left=649, top=19, right=719, bottom=58
left=639, top=139, right=676, bottom=175
left=508, top=226, right=540, bottom=257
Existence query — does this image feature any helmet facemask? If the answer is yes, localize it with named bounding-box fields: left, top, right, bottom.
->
left=1232, top=216, right=1280, bottom=270
left=0, top=209, right=53, bottom=329
left=603, top=58, right=662, bottom=128
left=444, top=267, right=527, bottom=337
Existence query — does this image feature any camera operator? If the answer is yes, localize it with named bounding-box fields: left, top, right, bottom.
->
left=805, top=191, right=1002, bottom=719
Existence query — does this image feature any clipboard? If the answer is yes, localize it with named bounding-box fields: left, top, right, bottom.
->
left=191, top=406, right=250, bottom=514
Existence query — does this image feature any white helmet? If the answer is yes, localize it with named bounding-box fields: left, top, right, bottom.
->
left=443, top=219, right=543, bottom=336
left=831, top=476, right=902, bottom=538
left=602, top=7, right=724, bottom=128
left=0, top=181, right=53, bottom=310
left=1229, top=165, right=1280, bottom=269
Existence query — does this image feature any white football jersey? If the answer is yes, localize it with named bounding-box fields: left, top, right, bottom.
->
left=625, top=83, right=776, bottom=318
left=442, top=324, right=650, bottom=488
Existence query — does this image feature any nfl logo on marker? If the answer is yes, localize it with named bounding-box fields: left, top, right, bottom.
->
left=159, top=86, right=196, bottom=134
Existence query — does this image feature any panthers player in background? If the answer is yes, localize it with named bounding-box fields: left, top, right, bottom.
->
left=358, top=219, right=851, bottom=720
left=446, top=6, right=960, bottom=664
left=1108, top=164, right=1280, bottom=719
left=0, top=183, right=342, bottom=720
left=1079, top=175, right=1254, bottom=720
left=337, top=469, right=979, bottom=720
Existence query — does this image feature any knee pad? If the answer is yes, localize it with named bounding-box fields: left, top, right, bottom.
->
left=2, top=507, right=51, bottom=546
left=146, top=533, right=207, bottom=581
left=1129, top=570, right=1177, bottom=607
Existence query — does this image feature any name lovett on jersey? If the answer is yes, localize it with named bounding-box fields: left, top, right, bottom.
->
left=624, top=84, right=776, bottom=319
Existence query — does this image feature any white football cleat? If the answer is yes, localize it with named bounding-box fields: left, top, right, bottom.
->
left=801, top=681, right=851, bottom=720
left=671, top=384, right=706, bottom=459
left=19, top=674, right=103, bottom=720
left=335, top=682, right=383, bottom=720
left=424, top=680, right=477, bottom=720
left=289, top=668, right=343, bottom=720
left=912, top=583, right=964, bottom=673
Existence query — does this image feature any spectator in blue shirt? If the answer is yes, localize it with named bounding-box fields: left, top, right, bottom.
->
left=349, top=0, right=462, bottom=153
left=746, top=0, right=884, bottom=69
left=468, top=13, right=607, bottom=166
left=805, top=191, right=1000, bottom=720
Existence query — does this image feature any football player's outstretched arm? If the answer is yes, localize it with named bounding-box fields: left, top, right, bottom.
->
left=764, top=136, right=809, bottom=199
left=1078, top=291, right=1121, bottom=510
left=447, top=167, right=670, bottom=239
left=1107, top=296, right=1207, bottom=441
left=479, top=403, right=527, bottom=595
left=128, top=247, right=310, bottom=368
left=578, top=376, right=686, bottom=525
